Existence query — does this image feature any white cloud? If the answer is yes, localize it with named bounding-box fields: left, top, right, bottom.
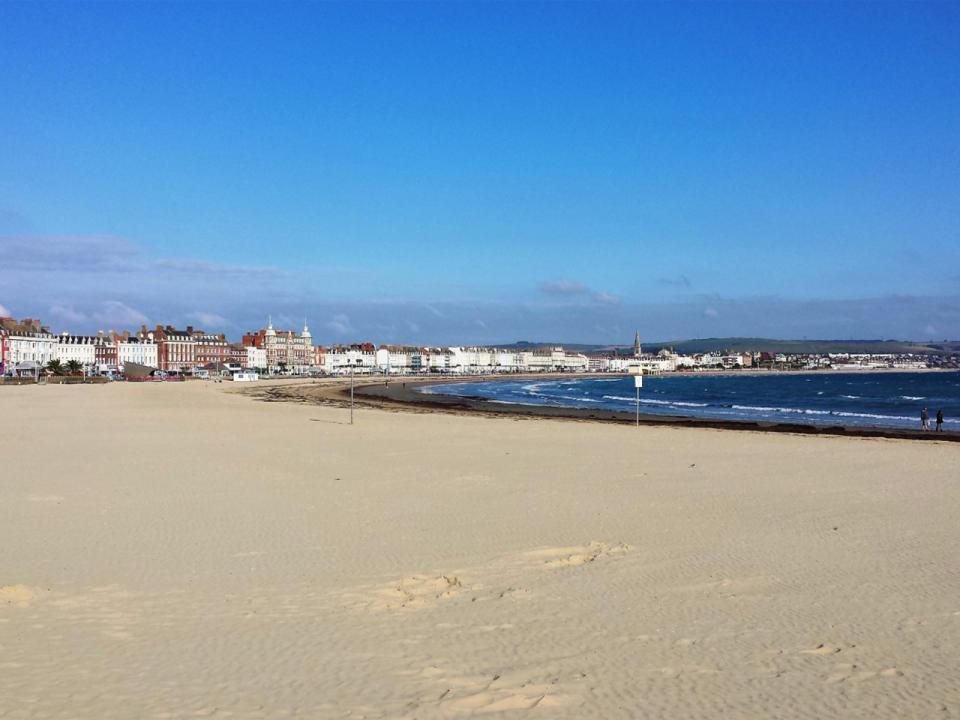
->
left=326, top=313, right=354, bottom=335
left=592, top=291, right=620, bottom=305
left=0, top=303, right=11, bottom=317
left=540, top=279, right=589, bottom=296
left=49, top=304, right=87, bottom=323
left=703, top=307, right=719, bottom=318
left=188, top=312, right=230, bottom=328
left=1, top=234, right=140, bottom=271
left=540, top=279, right=619, bottom=306
left=94, top=301, right=148, bottom=327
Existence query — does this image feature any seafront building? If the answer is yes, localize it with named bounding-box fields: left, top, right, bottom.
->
left=246, top=345, right=267, bottom=372
left=117, top=334, right=158, bottom=372
left=242, top=318, right=314, bottom=372
left=0, top=317, right=55, bottom=376
left=151, top=325, right=198, bottom=373
left=193, top=332, right=230, bottom=369
left=3, top=313, right=954, bottom=378
left=55, top=334, right=99, bottom=369
left=320, top=343, right=378, bottom=374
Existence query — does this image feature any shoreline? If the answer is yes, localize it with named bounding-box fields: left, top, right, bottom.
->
left=246, top=374, right=960, bottom=443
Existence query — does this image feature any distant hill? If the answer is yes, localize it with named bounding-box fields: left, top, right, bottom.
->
left=496, top=338, right=960, bottom=355
left=644, top=338, right=960, bottom=355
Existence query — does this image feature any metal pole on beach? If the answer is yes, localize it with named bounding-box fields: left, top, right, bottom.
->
left=634, top=372, right=642, bottom=427
left=350, top=364, right=355, bottom=425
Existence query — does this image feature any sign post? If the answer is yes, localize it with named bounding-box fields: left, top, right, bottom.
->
left=634, top=373, right=643, bottom=427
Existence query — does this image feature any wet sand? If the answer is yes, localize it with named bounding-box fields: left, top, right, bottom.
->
left=258, top=375, right=960, bottom=442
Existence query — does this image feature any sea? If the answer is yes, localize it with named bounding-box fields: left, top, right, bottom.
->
left=417, top=371, right=960, bottom=430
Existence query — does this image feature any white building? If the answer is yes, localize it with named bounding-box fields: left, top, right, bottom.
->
left=494, top=351, right=523, bottom=373
left=448, top=347, right=499, bottom=374
left=55, top=333, right=99, bottom=369
left=1, top=319, right=55, bottom=374
left=117, top=336, right=158, bottom=370
left=424, top=348, right=453, bottom=373
left=520, top=347, right=585, bottom=372
left=324, top=346, right=376, bottom=374
left=374, top=346, right=414, bottom=374
left=246, top=346, right=267, bottom=371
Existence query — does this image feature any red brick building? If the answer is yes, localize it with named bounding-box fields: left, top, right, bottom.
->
left=153, top=325, right=197, bottom=373
left=227, top=343, right=248, bottom=368
left=193, top=331, right=229, bottom=369
left=94, top=332, right=119, bottom=373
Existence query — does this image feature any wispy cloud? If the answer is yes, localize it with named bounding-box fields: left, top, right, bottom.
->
left=0, top=303, right=11, bottom=317
left=539, top=279, right=589, bottom=296
left=188, top=311, right=231, bottom=328
left=0, top=234, right=292, bottom=280
left=49, top=304, right=87, bottom=323
left=326, top=313, right=354, bottom=335
left=538, top=279, right=620, bottom=306
left=153, top=258, right=286, bottom=279
left=592, top=291, right=620, bottom=306
left=659, top=275, right=692, bottom=289
left=4, top=232, right=959, bottom=343
left=94, top=301, right=148, bottom=327
left=1, top=235, right=140, bottom=272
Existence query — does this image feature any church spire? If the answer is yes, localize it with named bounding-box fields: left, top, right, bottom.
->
left=633, top=330, right=641, bottom=358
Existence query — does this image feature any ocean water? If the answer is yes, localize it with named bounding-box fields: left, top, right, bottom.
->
left=418, top=371, right=960, bottom=430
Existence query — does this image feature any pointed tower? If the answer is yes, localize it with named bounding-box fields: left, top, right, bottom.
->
left=301, top=317, right=311, bottom=342
left=633, top=330, right=641, bottom=358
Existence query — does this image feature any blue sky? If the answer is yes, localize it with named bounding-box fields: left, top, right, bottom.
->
left=1, top=1, right=959, bottom=344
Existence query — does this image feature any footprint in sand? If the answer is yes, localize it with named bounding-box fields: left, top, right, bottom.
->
left=526, top=541, right=630, bottom=568
left=423, top=666, right=581, bottom=715
left=825, top=664, right=903, bottom=684
left=344, top=574, right=465, bottom=612
left=801, top=644, right=842, bottom=655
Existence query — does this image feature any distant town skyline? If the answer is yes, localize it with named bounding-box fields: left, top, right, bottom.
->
left=2, top=2, right=959, bottom=343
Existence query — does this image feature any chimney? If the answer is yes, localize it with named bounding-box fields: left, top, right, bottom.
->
left=186, top=326, right=194, bottom=334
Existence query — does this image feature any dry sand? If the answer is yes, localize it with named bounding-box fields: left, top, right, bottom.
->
left=2, top=380, right=959, bottom=718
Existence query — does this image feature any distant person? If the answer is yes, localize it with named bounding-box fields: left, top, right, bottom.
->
left=936, top=409, right=943, bottom=432
left=921, top=407, right=929, bottom=431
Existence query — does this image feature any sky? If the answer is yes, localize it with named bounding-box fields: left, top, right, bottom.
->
left=1, top=1, right=959, bottom=345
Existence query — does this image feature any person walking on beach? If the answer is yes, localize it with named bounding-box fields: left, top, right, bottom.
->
left=921, top=407, right=929, bottom=431
left=936, top=409, right=943, bottom=432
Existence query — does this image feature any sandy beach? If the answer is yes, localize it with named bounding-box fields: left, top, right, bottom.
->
left=2, top=379, right=960, bottom=718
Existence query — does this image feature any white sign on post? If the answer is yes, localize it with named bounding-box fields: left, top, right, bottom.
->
left=634, top=373, right=642, bottom=427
